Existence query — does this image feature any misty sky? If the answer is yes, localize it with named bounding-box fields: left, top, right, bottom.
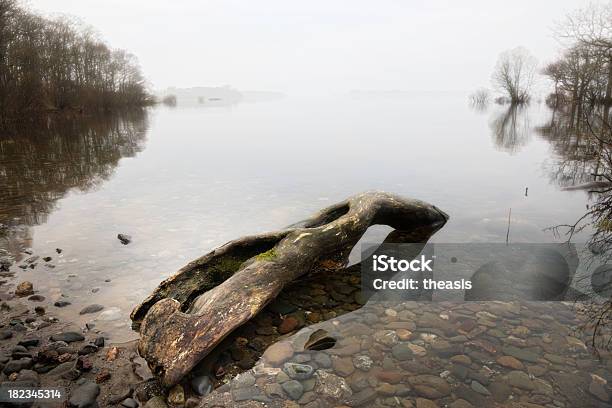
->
left=29, top=0, right=593, bottom=94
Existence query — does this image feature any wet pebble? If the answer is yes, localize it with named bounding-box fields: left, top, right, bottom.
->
left=50, top=332, right=85, bottom=343
left=121, top=398, right=139, bottom=408
left=79, top=304, right=104, bottom=315
left=191, top=375, right=212, bottom=396
left=15, top=281, right=34, bottom=296
left=281, top=380, right=304, bottom=400
left=283, top=362, right=314, bottom=380
left=68, top=379, right=100, bottom=408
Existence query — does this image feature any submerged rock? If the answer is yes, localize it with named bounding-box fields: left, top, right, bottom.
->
left=191, top=375, right=212, bottom=396
left=118, top=234, right=132, bottom=245
left=79, top=304, right=104, bottom=315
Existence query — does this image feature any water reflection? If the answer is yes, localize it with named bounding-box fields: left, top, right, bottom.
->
left=0, top=110, right=149, bottom=258
left=489, top=103, right=531, bottom=154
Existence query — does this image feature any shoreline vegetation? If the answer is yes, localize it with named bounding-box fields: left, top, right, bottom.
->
left=0, top=0, right=154, bottom=128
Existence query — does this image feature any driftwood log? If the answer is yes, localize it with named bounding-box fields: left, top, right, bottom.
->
left=131, top=191, right=448, bottom=387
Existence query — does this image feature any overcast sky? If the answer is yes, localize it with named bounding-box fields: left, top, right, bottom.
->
left=29, top=0, right=593, bottom=93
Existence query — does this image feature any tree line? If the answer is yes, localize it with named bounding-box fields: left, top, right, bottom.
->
left=470, top=2, right=611, bottom=122
left=543, top=2, right=612, bottom=126
left=0, top=0, right=153, bottom=125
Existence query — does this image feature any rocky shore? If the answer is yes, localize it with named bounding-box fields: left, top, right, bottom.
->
left=1, top=247, right=612, bottom=407
left=198, top=300, right=612, bottom=408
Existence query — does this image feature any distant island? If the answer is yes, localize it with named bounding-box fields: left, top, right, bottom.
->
left=158, top=86, right=285, bottom=107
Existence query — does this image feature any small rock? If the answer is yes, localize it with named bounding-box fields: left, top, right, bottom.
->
left=391, top=343, right=414, bottom=360
left=191, top=375, right=212, bottom=396
left=95, top=370, right=111, bottom=383
left=353, top=355, right=373, bottom=371
left=15, top=281, right=34, bottom=296
left=18, top=338, right=40, bottom=347
left=264, top=341, right=293, bottom=365
left=589, top=378, right=609, bottom=402
left=121, top=398, right=139, bottom=408
left=79, top=304, right=104, bottom=315
left=450, top=355, right=472, bottom=366
left=69, top=380, right=100, bottom=408
left=283, top=362, right=314, bottom=380
left=416, top=398, right=439, bottom=408
left=332, top=356, right=355, bottom=377
left=168, top=384, right=185, bottom=406
left=144, top=396, right=168, bottom=408
left=3, top=358, right=33, bottom=374
left=28, top=295, right=45, bottom=302
left=278, top=316, right=300, bottom=334
left=54, top=300, right=71, bottom=307
left=106, top=347, right=119, bottom=361
left=118, top=234, right=132, bottom=245
left=0, top=330, right=13, bottom=340
left=282, top=380, right=304, bottom=400
left=50, top=332, right=85, bottom=343
left=94, top=337, right=105, bottom=347
left=78, top=344, right=98, bottom=355
left=470, top=380, right=491, bottom=396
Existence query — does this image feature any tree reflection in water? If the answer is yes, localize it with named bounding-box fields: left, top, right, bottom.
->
left=537, top=105, right=612, bottom=350
left=489, top=103, right=531, bottom=154
left=0, top=110, right=149, bottom=258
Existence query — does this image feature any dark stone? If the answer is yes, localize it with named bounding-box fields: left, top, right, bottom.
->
left=267, top=299, right=297, bottom=315
left=50, top=332, right=85, bottom=343
left=0, top=330, right=13, bottom=340
left=78, top=345, right=98, bottom=355
left=54, top=301, right=71, bottom=308
left=69, top=379, right=100, bottom=408
left=3, top=358, right=33, bottom=374
left=118, top=234, right=132, bottom=245
left=18, top=338, right=40, bottom=348
left=28, top=295, right=45, bottom=302
left=47, top=362, right=75, bottom=377
left=79, top=304, right=104, bottom=315
left=94, top=337, right=105, bottom=347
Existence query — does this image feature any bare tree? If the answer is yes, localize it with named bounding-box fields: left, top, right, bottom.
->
left=555, top=2, right=612, bottom=122
left=492, top=47, right=538, bottom=104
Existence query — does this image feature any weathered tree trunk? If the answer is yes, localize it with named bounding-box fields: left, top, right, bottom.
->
left=131, top=191, right=448, bottom=387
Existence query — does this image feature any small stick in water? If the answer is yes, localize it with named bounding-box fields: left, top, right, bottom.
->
left=525, top=187, right=528, bottom=197
left=506, top=208, right=512, bottom=245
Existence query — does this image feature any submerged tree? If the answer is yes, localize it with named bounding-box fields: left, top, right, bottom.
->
left=546, top=2, right=612, bottom=125
left=492, top=47, right=538, bottom=104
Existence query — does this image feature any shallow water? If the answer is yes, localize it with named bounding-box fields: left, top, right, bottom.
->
left=0, top=92, right=595, bottom=342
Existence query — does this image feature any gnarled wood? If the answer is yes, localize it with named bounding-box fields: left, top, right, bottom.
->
left=132, top=191, right=448, bottom=387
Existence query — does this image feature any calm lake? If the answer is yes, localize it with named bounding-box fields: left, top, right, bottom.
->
left=0, top=92, right=593, bottom=341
